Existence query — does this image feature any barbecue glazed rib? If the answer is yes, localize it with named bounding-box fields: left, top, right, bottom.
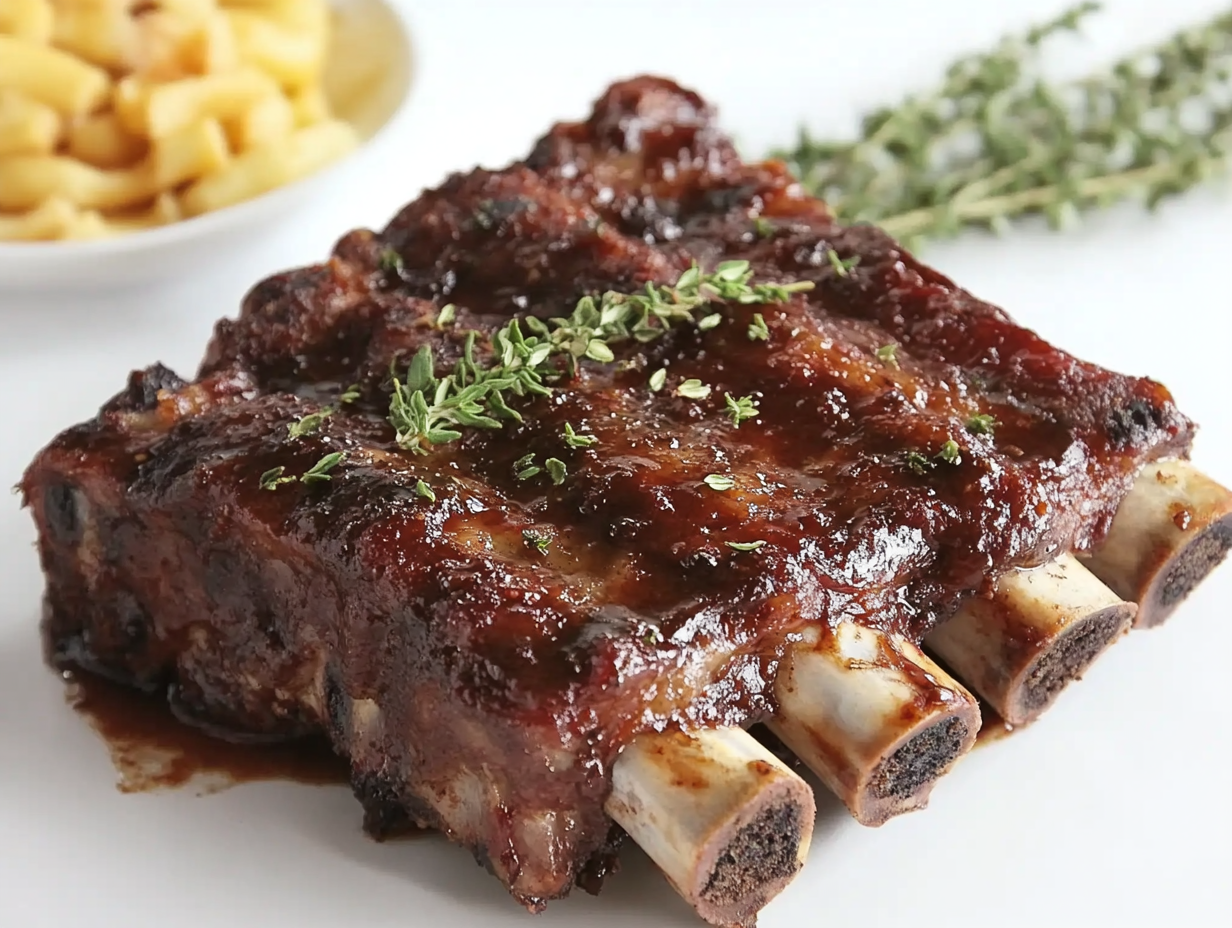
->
left=22, top=77, right=1232, bottom=925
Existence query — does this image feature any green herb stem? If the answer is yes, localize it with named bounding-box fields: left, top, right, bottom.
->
left=778, top=4, right=1232, bottom=247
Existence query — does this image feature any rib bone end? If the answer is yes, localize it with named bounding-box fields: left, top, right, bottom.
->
left=1008, top=601, right=1134, bottom=721
left=770, top=625, right=979, bottom=827
left=1087, top=461, right=1232, bottom=628
left=927, top=554, right=1135, bottom=726
left=606, top=728, right=815, bottom=927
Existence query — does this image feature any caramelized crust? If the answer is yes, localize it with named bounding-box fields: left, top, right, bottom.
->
left=22, top=77, right=1192, bottom=907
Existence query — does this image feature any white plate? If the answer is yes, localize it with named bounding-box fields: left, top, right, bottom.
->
left=0, top=0, right=413, bottom=293
left=2, top=1, right=1231, bottom=927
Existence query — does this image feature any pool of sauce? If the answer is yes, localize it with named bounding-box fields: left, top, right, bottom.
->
left=64, top=670, right=349, bottom=794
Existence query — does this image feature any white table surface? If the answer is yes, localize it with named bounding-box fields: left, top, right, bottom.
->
left=2, top=1, right=1230, bottom=926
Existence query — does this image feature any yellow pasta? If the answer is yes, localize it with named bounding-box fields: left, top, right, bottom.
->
left=128, top=69, right=281, bottom=139
left=0, top=197, right=76, bottom=242
left=0, top=0, right=357, bottom=242
left=0, top=91, right=61, bottom=157
left=0, top=155, right=153, bottom=212
left=290, top=86, right=332, bottom=127
left=0, top=35, right=111, bottom=116
left=66, top=113, right=148, bottom=169
left=226, top=8, right=327, bottom=90
left=65, top=193, right=185, bottom=240
left=183, top=119, right=357, bottom=216
left=0, top=0, right=53, bottom=44
left=151, top=119, right=229, bottom=188
left=50, top=3, right=136, bottom=71
left=224, top=91, right=295, bottom=151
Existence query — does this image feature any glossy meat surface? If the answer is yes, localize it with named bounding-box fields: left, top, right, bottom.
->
left=22, top=77, right=1192, bottom=907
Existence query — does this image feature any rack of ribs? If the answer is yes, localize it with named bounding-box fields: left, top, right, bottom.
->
left=21, top=77, right=1232, bottom=926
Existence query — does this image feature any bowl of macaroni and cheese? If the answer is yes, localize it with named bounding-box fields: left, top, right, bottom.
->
left=0, top=0, right=412, bottom=291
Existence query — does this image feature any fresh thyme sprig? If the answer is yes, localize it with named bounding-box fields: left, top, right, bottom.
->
left=777, top=4, right=1232, bottom=248
left=387, top=262, right=812, bottom=454
left=724, top=393, right=759, bottom=427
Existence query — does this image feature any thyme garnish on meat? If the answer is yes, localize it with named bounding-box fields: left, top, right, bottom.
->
left=260, top=451, right=347, bottom=490
left=724, top=394, right=759, bottom=427
left=676, top=379, right=712, bottom=400
left=726, top=540, right=767, bottom=552
left=937, top=440, right=963, bottom=465
left=748, top=313, right=770, bottom=341
left=875, top=344, right=900, bottom=369
left=827, top=251, right=859, bottom=277
left=288, top=408, right=333, bottom=439
left=523, top=529, right=553, bottom=552
left=387, top=261, right=812, bottom=455
left=904, top=440, right=965, bottom=474
left=562, top=423, right=598, bottom=448
left=966, top=413, right=999, bottom=435
left=704, top=474, right=736, bottom=491
left=777, top=3, right=1232, bottom=248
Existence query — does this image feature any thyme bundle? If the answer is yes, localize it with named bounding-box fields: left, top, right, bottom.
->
left=777, top=3, right=1232, bottom=247
left=387, top=261, right=810, bottom=455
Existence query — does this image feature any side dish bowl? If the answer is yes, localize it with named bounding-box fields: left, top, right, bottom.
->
left=0, top=0, right=413, bottom=294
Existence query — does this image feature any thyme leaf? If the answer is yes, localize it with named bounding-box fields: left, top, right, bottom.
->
left=545, top=457, right=567, bottom=485
left=726, top=540, right=766, bottom=552
left=748, top=312, right=770, bottom=341
left=676, top=379, right=712, bottom=400
left=301, top=451, right=346, bottom=483
left=704, top=474, right=736, bottom=491
left=288, top=408, right=333, bottom=439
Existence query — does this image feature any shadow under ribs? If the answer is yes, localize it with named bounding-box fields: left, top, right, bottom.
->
left=20, top=76, right=1224, bottom=926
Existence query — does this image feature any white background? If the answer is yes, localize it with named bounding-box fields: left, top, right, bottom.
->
left=2, top=1, right=1230, bottom=925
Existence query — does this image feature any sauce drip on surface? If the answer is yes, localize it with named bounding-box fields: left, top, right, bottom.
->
left=64, top=670, right=349, bottom=793
left=974, top=705, right=1016, bottom=746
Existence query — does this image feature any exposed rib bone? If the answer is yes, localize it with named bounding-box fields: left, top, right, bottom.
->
left=1085, top=460, right=1232, bottom=628
left=926, top=554, right=1135, bottom=725
left=605, top=728, right=815, bottom=928
left=767, top=623, right=979, bottom=827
